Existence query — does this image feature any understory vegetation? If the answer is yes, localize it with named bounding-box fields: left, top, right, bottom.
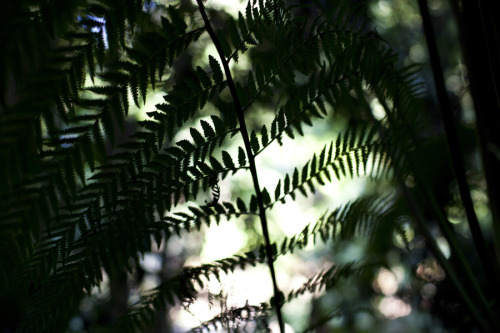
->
left=1, top=0, right=499, bottom=332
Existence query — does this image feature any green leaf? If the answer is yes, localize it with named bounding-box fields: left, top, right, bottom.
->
left=129, top=72, right=141, bottom=108
left=261, top=188, right=271, bottom=206
left=221, top=151, right=235, bottom=169
left=238, top=12, right=248, bottom=38
left=236, top=197, right=247, bottom=212
left=247, top=71, right=257, bottom=98
left=139, top=65, right=148, bottom=103
left=167, top=5, right=187, bottom=33
left=274, top=179, right=281, bottom=201
left=284, top=174, right=290, bottom=194
left=250, top=130, right=260, bottom=154
left=190, top=128, right=205, bottom=146
left=238, top=147, right=246, bottom=166
left=218, top=32, right=232, bottom=58
left=311, top=155, right=317, bottom=175
left=196, top=66, right=212, bottom=88
left=335, top=134, right=342, bottom=160
left=228, top=16, right=242, bottom=49
left=209, top=55, right=224, bottom=82
left=249, top=195, right=258, bottom=213
left=245, top=0, right=253, bottom=27
left=261, top=125, right=268, bottom=147
left=292, top=168, right=299, bottom=188
left=211, top=115, right=225, bottom=134
left=177, top=139, right=194, bottom=153
left=210, top=156, right=223, bottom=171
left=201, top=120, right=215, bottom=137
left=197, top=161, right=213, bottom=175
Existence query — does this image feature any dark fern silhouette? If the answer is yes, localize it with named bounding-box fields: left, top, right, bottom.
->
left=1, top=0, right=499, bottom=332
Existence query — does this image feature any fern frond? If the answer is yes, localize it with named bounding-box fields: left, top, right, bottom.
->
left=186, top=302, right=271, bottom=333
left=20, top=119, right=241, bottom=287
left=109, top=251, right=270, bottom=332
left=286, top=261, right=368, bottom=302
left=155, top=79, right=229, bottom=141
left=2, top=0, right=434, bottom=331
left=155, top=199, right=255, bottom=234
left=273, top=193, right=400, bottom=257
left=267, top=126, right=385, bottom=205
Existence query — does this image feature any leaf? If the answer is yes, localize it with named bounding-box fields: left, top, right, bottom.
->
left=228, top=16, right=242, bottom=48
left=245, top=0, right=253, bottom=27
left=210, top=156, right=223, bottom=171
left=196, top=66, right=212, bottom=88
left=250, top=130, right=260, bottom=154
left=261, top=125, right=268, bottom=147
left=218, top=32, right=232, bottom=58
left=236, top=197, right=247, bottom=212
left=238, top=147, right=246, bottom=166
left=211, top=115, right=225, bottom=135
left=201, top=120, right=215, bottom=137
left=292, top=168, right=299, bottom=188
left=129, top=72, right=141, bottom=108
left=238, top=12, right=248, bottom=38
left=261, top=188, right=271, bottom=206
left=284, top=174, right=290, bottom=194
left=167, top=5, right=187, bottom=33
left=221, top=151, right=235, bottom=169
left=249, top=195, right=258, bottom=213
left=177, top=139, right=194, bottom=153
left=274, top=179, right=281, bottom=201
left=301, top=161, right=310, bottom=183
left=209, top=55, right=224, bottom=82
left=190, top=128, right=205, bottom=146
left=197, top=161, right=213, bottom=175
left=310, top=154, right=317, bottom=175
left=319, top=145, right=326, bottom=169
left=139, top=65, right=148, bottom=103
left=247, top=71, right=257, bottom=98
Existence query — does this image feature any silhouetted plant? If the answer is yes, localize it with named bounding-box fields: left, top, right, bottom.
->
left=1, top=0, right=498, bottom=332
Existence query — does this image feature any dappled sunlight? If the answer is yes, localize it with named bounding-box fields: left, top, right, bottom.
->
left=373, top=267, right=412, bottom=320
left=370, top=98, right=386, bottom=121
left=128, top=89, right=168, bottom=121
left=373, top=267, right=404, bottom=296
left=416, top=259, right=446, bottom=282
left=172, top=265, right=274, bottom=331
left=191, top=0, right=246, bottom=16
left=269, top=321, right=295, bottom=333
left=200, top=219, right=248, bottom=262
left=140, top=252, right=163, bottom=274
left=377, top=296, right=412, bottom=319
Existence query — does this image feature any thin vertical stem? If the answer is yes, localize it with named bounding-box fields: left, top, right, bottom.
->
left=373, top=94, right=496, bottom=329
left=398, top=182, right=492, bottom=332
left=417, top=0, right=500, bottom=295
left=449, top=0, right=500, bottom=268
left=195, top=2, right=285, bottom=332
left=375, top=93, right=495, bottom=324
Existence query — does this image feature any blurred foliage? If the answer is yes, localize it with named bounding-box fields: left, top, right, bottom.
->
left=1, top=0, right=499, bottom=332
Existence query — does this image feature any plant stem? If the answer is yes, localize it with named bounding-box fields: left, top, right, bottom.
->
left=423, top=189, right=498, bottom=326
left=398, top=182, right=492, bottom=332
left=195, top=2, right=285, bottom=332
left=417, top=0, right=500, bottom=295
left=374, top=93, right=497, bottom=329
left=449, top=0, right=500, bottom=269
left=372, top=91, right=496, bottom=322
